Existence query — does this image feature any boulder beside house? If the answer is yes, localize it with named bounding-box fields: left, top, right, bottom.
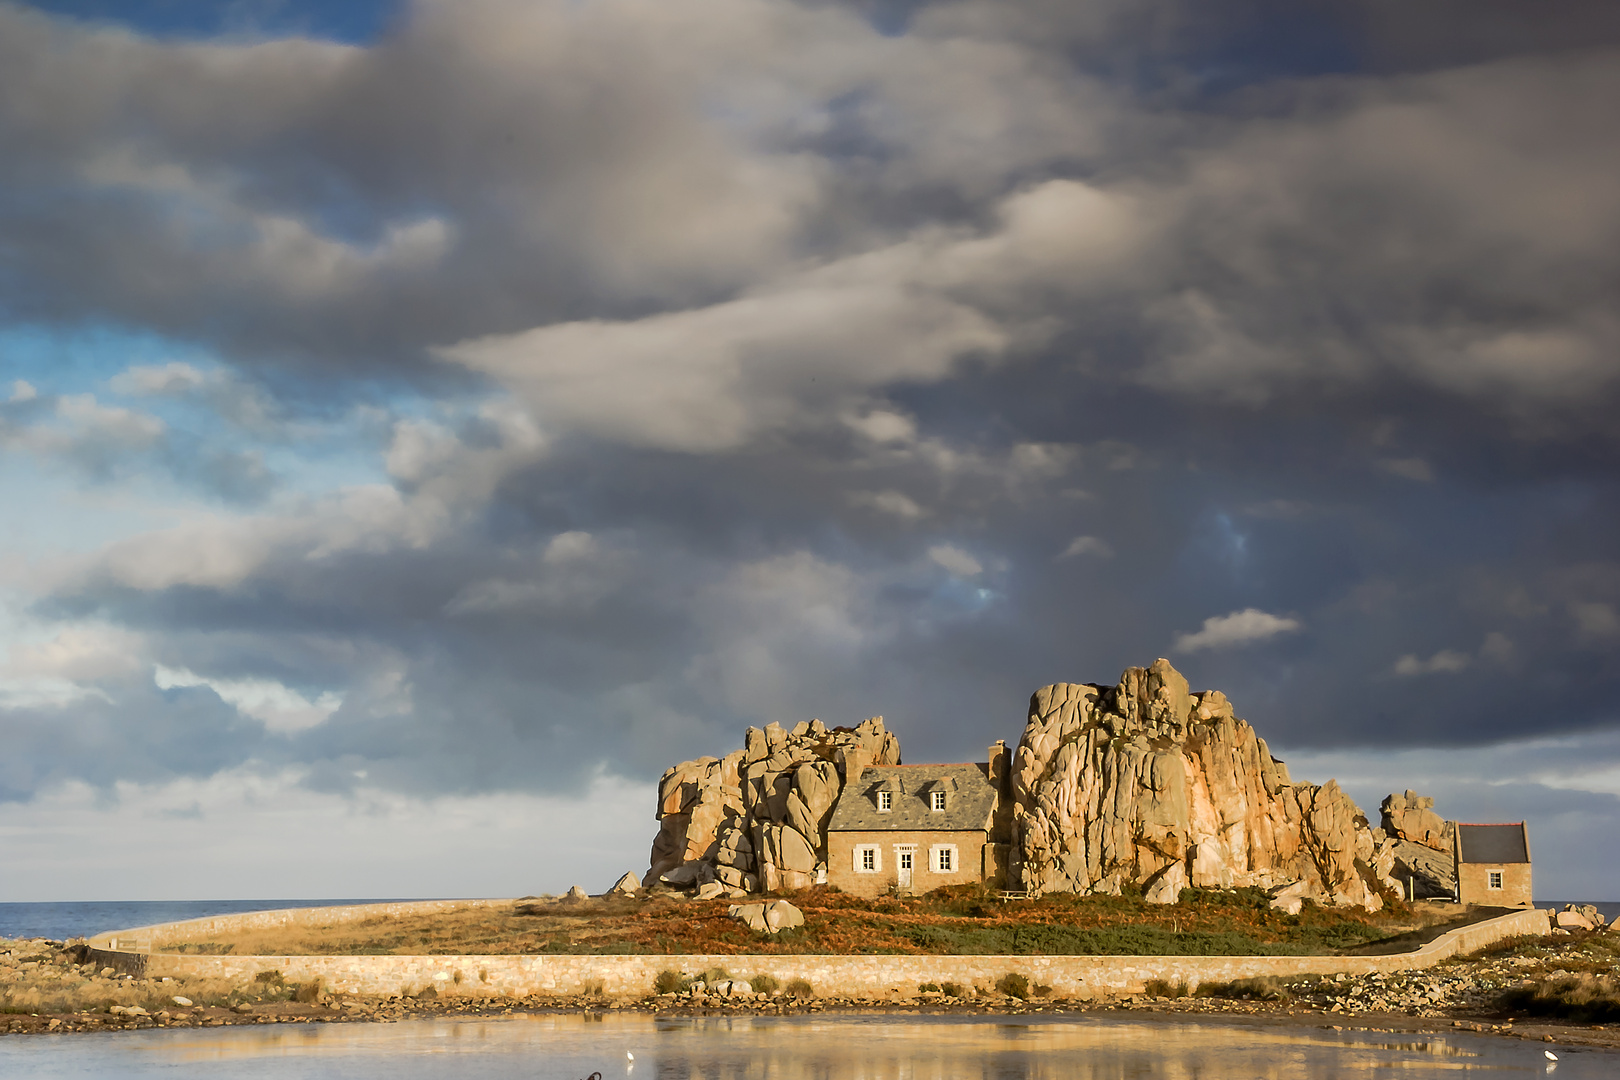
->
left=824, top=743, right=1013, bottom=897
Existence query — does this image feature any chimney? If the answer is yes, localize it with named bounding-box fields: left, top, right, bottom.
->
left=839, top=745, right=870, bottom=787
left=987, top=739, right=1009, bottom=790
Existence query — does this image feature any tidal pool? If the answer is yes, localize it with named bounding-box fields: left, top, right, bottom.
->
left=1, top=1012, right=1609, bottom=1079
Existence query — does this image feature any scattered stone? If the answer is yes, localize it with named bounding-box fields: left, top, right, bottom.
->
left=608, top=872, right=641, bottom=896
left=171, top=996, right=193, bottom=1007
left=695, top=881, right=725, bottom=900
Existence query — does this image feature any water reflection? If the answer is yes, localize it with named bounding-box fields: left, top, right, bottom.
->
left=0, top=1013, right=1609, bottom=1079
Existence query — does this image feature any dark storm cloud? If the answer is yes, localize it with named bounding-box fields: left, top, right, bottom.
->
left=3, top=0, right=1618, bottom=811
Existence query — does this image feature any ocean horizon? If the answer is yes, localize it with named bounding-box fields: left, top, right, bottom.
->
left=4, top=897, right=1617, bottom=944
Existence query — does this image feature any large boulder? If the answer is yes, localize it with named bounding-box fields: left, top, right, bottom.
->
left=1381, top=791, right=1452, bottom=852
left=647, top=717, right=901, bottom=893
left=1011, top=659, right=1393, bottom=910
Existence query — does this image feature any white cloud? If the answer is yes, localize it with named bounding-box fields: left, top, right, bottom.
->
left=928, top=544, right=983, bottom=577
left=1378, top=456, right=1436, bottom=483
left=1392, top=649, right=1473, bottom=677
left=109, top=361, right=209, bottom=396
left=0, top=767, right=653, bottom=901
left=1058, top=535, right=1113, bottom=559
left=8, top=380, right=35, bottom=402
left=1174, top=608, right=1302, bottom=652
left=542, top=530, right=597, bottom=564
left=153, top=664, right=342, bottom=735
left=1571, top=601, right=1620, bottom=639
left=845, top=410, right=919, bottom=445
left=849, top=490, right=925, bottom=519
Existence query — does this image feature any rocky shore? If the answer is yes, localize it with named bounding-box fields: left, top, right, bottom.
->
left=6, top=928, right=1616, bottom=1050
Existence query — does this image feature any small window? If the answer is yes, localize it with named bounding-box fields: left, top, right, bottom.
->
left=931, top=845, right=956, bottom=873
left=877, top=790, right=892, bottom=812
left=931, top=790, right=946, bottom=811
left=855, top=845, right=880, bottom=873
left=898, top=847, right=913, bottom=870
left=1488, top=870, right=1504, bottom=890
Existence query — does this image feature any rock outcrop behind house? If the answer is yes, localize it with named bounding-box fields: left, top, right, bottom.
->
left=645, top=717, right=900, bottom=893
left=1380, top=790, right=1458, bottom=899
left=1011, top=659, right=1397, bottom=910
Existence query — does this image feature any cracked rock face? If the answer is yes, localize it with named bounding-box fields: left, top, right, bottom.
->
left=1011, top=659, right=1395, bottom=910
left=646, top=716, right=900, bottom=892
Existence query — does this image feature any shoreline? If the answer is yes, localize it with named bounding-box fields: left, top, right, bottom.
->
left=6, top=992, right=1619, bottom=1052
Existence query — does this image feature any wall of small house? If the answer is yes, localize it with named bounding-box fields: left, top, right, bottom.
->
left=1456, top=862, right=1533, bottom=907
left=827, top=830, right=987, bottom=897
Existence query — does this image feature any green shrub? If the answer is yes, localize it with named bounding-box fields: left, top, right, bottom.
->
left=1193, top=976, right=1289, bottom=1001
left=995, top=973, right=1030, bottom=999
left=1499, top=974, right=1620, bottom=1023
left=749, top=973, right=779, bottom=994
left=940, top=981, right=964, bottom=997
left=785, top=978, right=813, bottom=997
left=918, top=982, right=941, bottom=993
left=1032, top=984, right=1053, bottom=997
left=1143, top=978, right=1190, bottom=998
left=293, top=978, right=323, bottom=1004
left=254, top=970, right=284, bottom=986
left=703, top=967, right=731, bottom=986
left=653, top=970, right=684, bottom=995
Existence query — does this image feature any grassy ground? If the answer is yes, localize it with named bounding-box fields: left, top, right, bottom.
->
left=150, top=886, right=1457, bottom=957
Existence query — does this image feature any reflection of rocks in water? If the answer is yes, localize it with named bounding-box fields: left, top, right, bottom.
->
left=35, top=1013, right=1604, bottom=1080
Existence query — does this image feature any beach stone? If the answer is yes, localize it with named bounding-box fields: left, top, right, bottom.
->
left=564, top=885, right=589, bottom=901
left=171, top=996, right=192, bottom=1007
left=608, top=872, right=641, bottom=896
left=765, top=900, right=804, bottom=931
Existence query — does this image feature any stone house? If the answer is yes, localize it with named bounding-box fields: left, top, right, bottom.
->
left=1453, top=822, right=1533, bottom=907
left=825, top=743, right=1012, bottom=897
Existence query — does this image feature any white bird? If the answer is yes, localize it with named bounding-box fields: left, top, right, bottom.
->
left=626, top=1052, right=635, bottom=1062
left=1545, top=1050, right=1558, bottom=1061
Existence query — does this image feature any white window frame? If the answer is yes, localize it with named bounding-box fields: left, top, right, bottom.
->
left=930, top=844, right=958, bottom=873
left=896, top=845, right=915, bottom=871
left=1487, top=869, right=1504, bottom=890
left=854, top=844, right=881, bottom=873
left=930, top=790, right=947, bottom=812
left=877, top=790, right=892, bottom=812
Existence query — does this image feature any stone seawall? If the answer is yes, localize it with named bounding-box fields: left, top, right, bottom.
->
left=88, top=903, right=1551, bottom=999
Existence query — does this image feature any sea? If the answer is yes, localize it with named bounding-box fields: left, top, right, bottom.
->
left=0, top=899, right=434, bottom=942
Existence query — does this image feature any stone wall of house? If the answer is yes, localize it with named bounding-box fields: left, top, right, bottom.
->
left=826, top=829, right=989, bottom=898
left=98, top=905, right=1551, bottom=999
left=647, top=717, right=901, bottom=893
left=1010, top=659, right=1400, bottom=910
left=1457, top=862, right=1533, bottom=908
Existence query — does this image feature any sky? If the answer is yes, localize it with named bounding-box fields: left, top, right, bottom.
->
left=0, top=0, right=1617, bottom=902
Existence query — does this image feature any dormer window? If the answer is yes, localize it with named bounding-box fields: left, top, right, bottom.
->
left=930, top=790, right=946, bottom=811
left=877, top=790, right=893, bottom=812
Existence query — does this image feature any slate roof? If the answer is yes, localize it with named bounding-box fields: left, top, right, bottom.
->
left=827, top=763, right=998, bottom=833
left=1457, top=822, right=1530, bottom=864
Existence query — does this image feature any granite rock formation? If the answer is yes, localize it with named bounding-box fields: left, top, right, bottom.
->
left=646, top=717, right=901, bottom=893
left=1011, top=659, right=1398, bottom=910
left=1380, top=790, right=1457, bottom=899
left=1381, top=790, right=1453, bottom=851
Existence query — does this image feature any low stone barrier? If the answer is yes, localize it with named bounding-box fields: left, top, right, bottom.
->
left=89, top=902, right=1550, bottom=1000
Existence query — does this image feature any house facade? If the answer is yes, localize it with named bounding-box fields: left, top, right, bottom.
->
left=825, top=743, right=1012, bottom=897
left=1453, top=822, right=1533, bottom=907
